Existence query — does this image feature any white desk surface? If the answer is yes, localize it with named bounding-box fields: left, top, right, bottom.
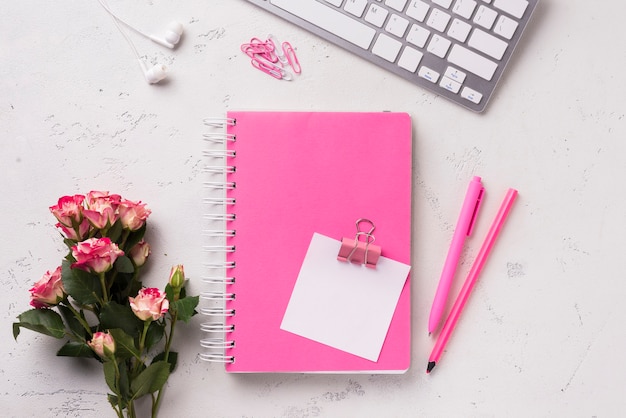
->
left=2, top=1, right=624, bottom=417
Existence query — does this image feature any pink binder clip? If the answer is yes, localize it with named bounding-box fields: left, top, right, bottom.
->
left=337, top=219, right=381, bottom=268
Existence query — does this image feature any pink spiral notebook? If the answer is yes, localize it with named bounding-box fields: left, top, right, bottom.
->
left=202, top=111, right=412, bottom=373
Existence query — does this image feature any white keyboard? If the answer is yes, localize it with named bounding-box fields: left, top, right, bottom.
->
left=244, top=0, right=539, bottom=112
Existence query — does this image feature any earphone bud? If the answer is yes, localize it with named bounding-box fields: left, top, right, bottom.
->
left=148, top=21, right=184, bottom=49
left=98, top=0, right=183, bottom=84
left=140, top=61, right=168, bottom=84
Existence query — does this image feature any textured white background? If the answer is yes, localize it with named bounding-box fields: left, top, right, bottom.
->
left=1, top=0, right=625, bottom=417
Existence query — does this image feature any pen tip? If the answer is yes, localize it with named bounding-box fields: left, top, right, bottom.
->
left=426, top=361, right=436, bottom=374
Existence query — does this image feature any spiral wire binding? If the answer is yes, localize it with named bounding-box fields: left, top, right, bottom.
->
left=200, top=117, right=237, bottom=364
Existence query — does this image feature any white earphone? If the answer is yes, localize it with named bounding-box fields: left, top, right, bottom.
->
left=98, top=0, right=183, bottom=84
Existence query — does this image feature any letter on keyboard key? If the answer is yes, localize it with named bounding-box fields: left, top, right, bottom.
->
left=448, top=44, right=498, bottom=80
left=406, top=0, right=430, bottom=22
left=271, top=0, right=376, bottom=50
left=372, top=34, right=403, bottom=62
left=493, top=0, right=528, bottom=19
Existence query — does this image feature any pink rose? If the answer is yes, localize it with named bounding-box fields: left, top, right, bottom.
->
left=129, top=288, right=169, bottom=321
left=118, top=199, right=151, bottom=231
left=82, top=191, right=121, bottom=229
left=88, top=331, right=115, bottom=358
left=71, top=237, right=124, bottom=273
left=129, top=240, right=151, bottom=267
left=49, top=195, right=85, bottom=227
left=55, top=218, right=91, bottom=241
left=29, top=266, right=65, bottom=309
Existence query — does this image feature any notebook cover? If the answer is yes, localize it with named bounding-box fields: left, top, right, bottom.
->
left=224, top=111, right=412, bottom=373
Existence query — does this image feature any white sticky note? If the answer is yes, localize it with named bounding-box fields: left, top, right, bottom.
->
left=281, top=233, right=411, bottom=362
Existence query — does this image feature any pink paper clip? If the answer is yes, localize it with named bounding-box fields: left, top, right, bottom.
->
left=337, top=219, right=381, bottom=268
left=282, top=42, right=301, bottom=74
left=250, top=56, right=292, bottom=81
left=241, top=38, right=277, bottom=62
left=267, top=34, right=288, bottom=65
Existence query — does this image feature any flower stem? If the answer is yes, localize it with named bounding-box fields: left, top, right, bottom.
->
left=152, top=311, right=177, bottom=417
left=111, top=360, right=125, bottom=418
left=98, top=272, right=109, bottom=302
left=63, top=301, right=93, bottom=338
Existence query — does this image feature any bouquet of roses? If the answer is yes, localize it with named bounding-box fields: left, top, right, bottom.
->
left=13, top=191, right=198, bottom=418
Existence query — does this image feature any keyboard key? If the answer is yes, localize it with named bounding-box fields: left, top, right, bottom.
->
left=452, top=0, right=477, bottom=19
left=386, top=14, right=410, bottom=37
left=461, top=86, right=483, bottom=104
left=324, top=0, right=343, bottom=6
left=365, top=4, right=389, bottom=27
left=493, top=14, right=519, bottom=39
left=432, top=0, right=453, bottom=9
left=398, top=46, right=424, bottom=72
left=345, top=0, right=369, bottom=17
left=473, top=5, right=498, bottom=30
left=445, top=66, right=467, bottom=83
left=426, top=8, right=451, bottom=32
left=427, top=34, right=451, bottom=58
left=468, top=28, right=508, bottom=60
left=406, top=0, right=430, bottom=22
left=372, top=34, right=403, bottom=62
left=385, top=0, right=409, bottom=12
left=271, top=0, right=377, bottom=50
left=448, top=44, right=498, bottom=80
left=418, top=66, right=440, bottom=83
left=448, top=18, right=472, bottom=42
left=406, top=24, right=431, bottom=48
left=440, top=76, right=462, bottom=93
left=493, top=0, right=528, bottom=19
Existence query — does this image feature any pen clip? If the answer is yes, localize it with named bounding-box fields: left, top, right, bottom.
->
left=466, top=186, right=484, bottom=236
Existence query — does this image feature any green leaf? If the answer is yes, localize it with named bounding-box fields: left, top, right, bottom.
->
left=13, top=308, right=66, bottom=339
left=118, top=362, right=131, bottom=403
left=107, top=220, right=123, bottom=243
left=172, top=296, right=200, bottom=323
left=164, top=284, right=175, bottom=303
left=145, top=321, right=165, bottom=350
left=130, top=361, right=170, bottom=399
left=107, top=394, right=119, bottom=409
left=57, top=341, right=95, bottom=358
left=109, top=328, right=140, bottom=360
left=61, top=259, right=102, bottom=305
left=57, top=305, right=88, bottom=340
left=125, top=223, right=146, bottom=252
left=104, top=361, right=118, bottom=393
left=153, top=351, right=178, bottom=372
left=100, top=302, right=142, bottom=336
left=114, top=256, right=134, bottom=274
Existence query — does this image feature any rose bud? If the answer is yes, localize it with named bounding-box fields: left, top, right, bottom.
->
left=88, top=331, right=115, bottom=359
left=129, top=288, right=169, bottom=322
left=29, top=266, right=65, bottom=309
left=118, top=199, right=151, bottom=231
left=129, top=240, right=151, bottom=267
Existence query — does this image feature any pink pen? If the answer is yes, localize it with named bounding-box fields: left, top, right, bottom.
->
left=428, top=176, right=484, bottom=335
left=427, top=188, right=518, bottom=373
